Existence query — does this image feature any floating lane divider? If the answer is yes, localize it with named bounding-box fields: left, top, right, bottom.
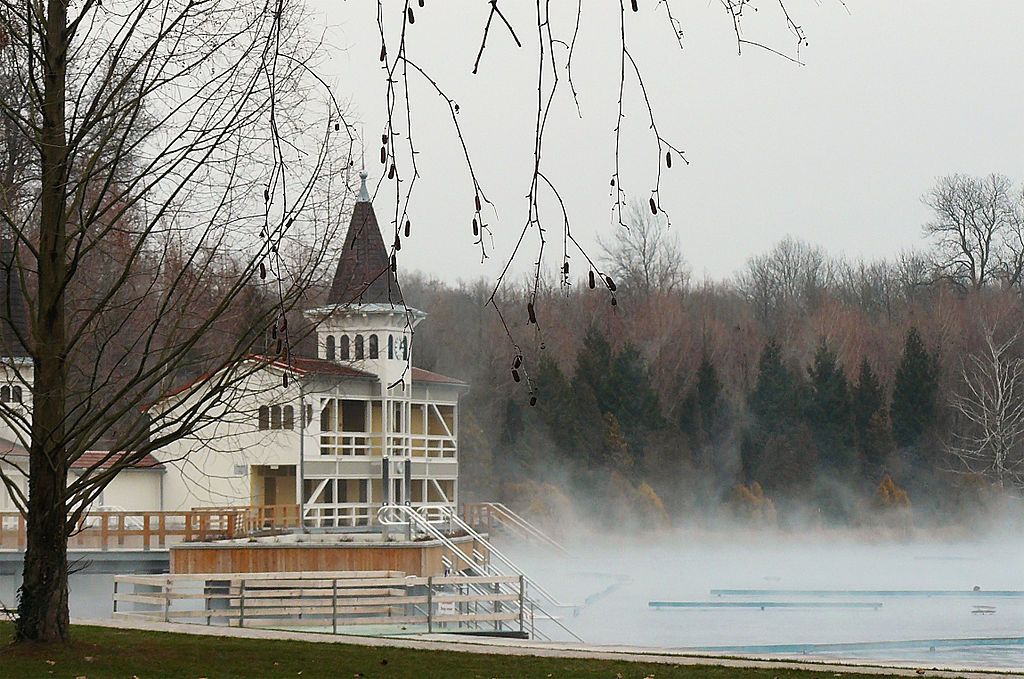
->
left=709, top=589, right=1024, bottom=598
left=649, top=601, right=883, bottom=609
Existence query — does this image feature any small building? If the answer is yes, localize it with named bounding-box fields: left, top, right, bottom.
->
left=0, top=173, right=468, bottom=527
left=148, top=171, right=468, bottom=526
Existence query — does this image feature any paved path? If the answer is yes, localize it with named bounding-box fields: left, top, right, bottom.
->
left=74, top=617, right=1024, bottom=678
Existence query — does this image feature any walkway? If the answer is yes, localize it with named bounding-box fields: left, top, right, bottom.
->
left=74, top=617, right=1024, bottom=678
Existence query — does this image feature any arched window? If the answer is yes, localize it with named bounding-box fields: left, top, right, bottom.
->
left=325, top=335, right=336, bottom=361
left=282, top=405, right=294, bottom=430
left=355, top=334, right=364, bottom=359
left=339, top=335, right=350, bottom=360
left=271, top=405, right=282, bottom=429
left=400, top=336, right=408, bottom=361
left=258, top=405, right=270, bottom=430
left=388, top=335, right=394, bottom=359
left=1, top=386, right=10, bottom=403
left=369, top=334, right=379, bottom=359
left=12, top=386, right=21, bottom=403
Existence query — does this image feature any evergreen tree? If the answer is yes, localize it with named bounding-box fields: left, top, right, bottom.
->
left=805, top=339, right=853, bottom=471
left=533, top=353, right=581, bottom=454
left=891, top=327, right=939, bottom=448
left=852, top=358, right=883, bottom=441
left=606, top=342, right=662, bottom=451
left=851, top=358, right=892, bottom=473
left=572, top=325, right=614, bottom=412
left=748, top=337, right=803, bottom=433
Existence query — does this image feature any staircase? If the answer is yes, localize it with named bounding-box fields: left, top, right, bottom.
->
left=461, top=502, right=570, bottom=556
left=377, top=504, right=581, bottom=642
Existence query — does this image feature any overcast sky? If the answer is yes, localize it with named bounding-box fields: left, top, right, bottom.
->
left=305, top=1, right=1024, bottom=286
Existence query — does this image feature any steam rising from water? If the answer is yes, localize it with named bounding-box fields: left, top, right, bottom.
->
left=504, top=528, right=1024, bottom=666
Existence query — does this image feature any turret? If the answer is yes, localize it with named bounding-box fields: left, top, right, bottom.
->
left=306, top=172, right=425, bottom=387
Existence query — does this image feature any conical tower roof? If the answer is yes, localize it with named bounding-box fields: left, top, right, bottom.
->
left=327, top=172, right=403, bottom=306
left=0, top=231, right=29, bottom=359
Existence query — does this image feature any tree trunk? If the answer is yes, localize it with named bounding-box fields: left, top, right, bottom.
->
left=15, top=463, right=70, bottom=642
left=16, top=0, right=70, bottom=643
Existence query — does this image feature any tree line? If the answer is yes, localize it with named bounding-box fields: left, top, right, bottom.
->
left=405, top=174, right=1024, bottom=530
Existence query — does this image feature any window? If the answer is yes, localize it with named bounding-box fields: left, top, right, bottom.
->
left=326, top=335, right=336, bottom=361
left=355, top=334, right=364, bottom=359
left=340, top=335, right=350, bottom=360
left=400, top=336, right=408, bottom=361
left=369, top=334, right=379, bottom=359
left=0, top=386, right=9, bottom=402
left=282, top=405, right=294, bottom=430
left=271, top=405, right=282, bottom=429
left=258, top=405, right=270, bottom=430
left=388, top=335, right=394, bottom=359
left=12, top=386, right=21, bottom=402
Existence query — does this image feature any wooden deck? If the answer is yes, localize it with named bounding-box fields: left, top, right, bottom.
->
left=0, top=504, right=300, bottom=551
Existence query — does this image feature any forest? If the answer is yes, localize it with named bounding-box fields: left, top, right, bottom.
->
left=398, top=174, right=1024, bottom=534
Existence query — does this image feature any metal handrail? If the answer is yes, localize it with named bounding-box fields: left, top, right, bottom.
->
left=467, top=502, right=570, bottom=556
left=377, top=505, right=582, bottom=642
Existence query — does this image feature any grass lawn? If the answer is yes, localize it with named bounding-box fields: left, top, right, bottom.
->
left=0, top=621, right=914, bottom=679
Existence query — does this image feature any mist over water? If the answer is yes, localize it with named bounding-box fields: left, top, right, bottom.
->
left=503, top=528, right=1024, bottom=665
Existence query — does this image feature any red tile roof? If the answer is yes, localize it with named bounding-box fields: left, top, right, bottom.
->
left=73, top=450, right=164, bottom=470
left=411, top=367, right=468, bottom=386
left=256, top=355, right=377, bottom=379
left=0, top=443, right=163, bottom=470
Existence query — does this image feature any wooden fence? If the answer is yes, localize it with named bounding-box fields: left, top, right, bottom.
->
left=113, top=570, right=530, bottom=637
left=0, top=504, right=301, bottom=551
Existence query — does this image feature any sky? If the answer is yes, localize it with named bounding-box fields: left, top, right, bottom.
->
left=304, top=1, right=1024, bottom=286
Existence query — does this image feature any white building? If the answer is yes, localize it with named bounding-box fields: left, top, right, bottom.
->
left=1, top=174, right=468, bottom=527
left=149, top=172, right=468, bottom=526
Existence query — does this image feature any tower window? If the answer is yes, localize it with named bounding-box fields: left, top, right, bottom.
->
left=340, top=335, right=350, bottom=360
left=271, top=405, right=282, bottom=429
left=12, top=386, right=21, bottom=402
left=326, top=335, right=336, bottom=361
left=400, top=336, right=408, bottom=361
left=0, top=387, right=8, bottom=402
left=369, top=334, right=379, bottom=359
left=355, top=334, right=364, bottom=359
left=282, top=405, right=294, bottom=430
left=258, top=405, right=270, bottom=430
left=388, top=335, right=394, bottom=359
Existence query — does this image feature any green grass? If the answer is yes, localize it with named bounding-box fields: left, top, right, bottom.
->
left=0, top=621, right=909, bottom=679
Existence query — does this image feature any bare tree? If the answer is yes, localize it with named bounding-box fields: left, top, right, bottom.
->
left=599, top=200, right=688, bottom=299
left=949, top=326, right=1024, bottom=490
left=0, top=1, right=350, bottom=642
left=923, top=173, right=1023, bottom=290
left=736, top=236, right=836, bottom=327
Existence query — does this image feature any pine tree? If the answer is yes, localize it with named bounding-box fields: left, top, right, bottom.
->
left=891, top=327, right=939, bottom=448
left=748, top=337, right=803, bottom=433
left=805, top=339, right=853, bottom=471
left=852, top=358, right=892, bottom=472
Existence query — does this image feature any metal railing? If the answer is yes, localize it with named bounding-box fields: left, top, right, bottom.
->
left=462, top=502, right=570, bottom=555
left=377, top=504, right=582, bottom=642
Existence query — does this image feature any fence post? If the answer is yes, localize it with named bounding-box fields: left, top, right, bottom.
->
left=518, top=575, right=525, bottom=637
left=426, top=575, right=433, bottom=634
left=164, top=577, right=171, bottom=623
left=100, top=512, right=109, bottom=550
left=238, top=579, right=245, bottom=628
left=332, top=578, right=338, bottom=635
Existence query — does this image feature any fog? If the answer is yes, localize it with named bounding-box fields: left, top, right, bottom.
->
left=501, top=527, right=1024, bottom=666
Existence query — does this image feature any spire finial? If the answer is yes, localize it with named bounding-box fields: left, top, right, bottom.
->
left=358, top=127, right=369, bottom=202
left=358, top=169, right=369, bottom=202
